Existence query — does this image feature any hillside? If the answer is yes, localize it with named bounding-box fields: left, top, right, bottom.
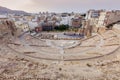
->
left=0, top=6, right=29, bottom=15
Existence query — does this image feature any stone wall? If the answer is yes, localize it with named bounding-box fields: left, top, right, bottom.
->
left=0, top=20, right=17, bottom=43
left=92, top=26, right=106, bottom=33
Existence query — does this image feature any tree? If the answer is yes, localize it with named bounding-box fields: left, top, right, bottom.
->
left=54, top=25, right=69, bottom=31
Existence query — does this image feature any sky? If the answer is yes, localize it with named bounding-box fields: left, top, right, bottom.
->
left=0, top=0, right=119, bottom=13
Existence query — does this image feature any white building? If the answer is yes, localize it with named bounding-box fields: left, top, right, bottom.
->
left=0, top=15, right=8, bottom=21
left=28, top=21, right=38, bottom=30
left=60, top=16, right=73, bottom=26
left=15, top=21, right=29, bottom=32
left=85, top=10, right=100, bottom=26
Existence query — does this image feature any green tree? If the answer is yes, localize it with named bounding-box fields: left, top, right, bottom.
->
left=54, top=25, right=69, bottom=31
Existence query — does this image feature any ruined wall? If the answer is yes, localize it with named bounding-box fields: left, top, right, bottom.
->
left=92, top=26, right=106, bottom=33
left=82, top=20, right=93, bottom=37
left=0, top=20, right=17, bottom=43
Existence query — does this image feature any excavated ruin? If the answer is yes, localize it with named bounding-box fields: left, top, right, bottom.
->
left=0, top=21, right=120, bottom=80
left=0, top=20, right=17, bottom=44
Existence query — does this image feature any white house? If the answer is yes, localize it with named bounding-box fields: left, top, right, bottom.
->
left=15, top=21, right=29, bottom=32
left=28, top=21, right=38, bottom=30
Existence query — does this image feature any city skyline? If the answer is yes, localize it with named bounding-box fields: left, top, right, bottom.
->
left=0, top=0, right=120, bottom=13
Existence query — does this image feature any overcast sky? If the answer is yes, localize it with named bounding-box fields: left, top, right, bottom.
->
left=0, top=0, right=119, bottom=13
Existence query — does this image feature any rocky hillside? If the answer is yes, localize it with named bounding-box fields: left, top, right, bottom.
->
left=0, top=6, right=29, bottom=15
